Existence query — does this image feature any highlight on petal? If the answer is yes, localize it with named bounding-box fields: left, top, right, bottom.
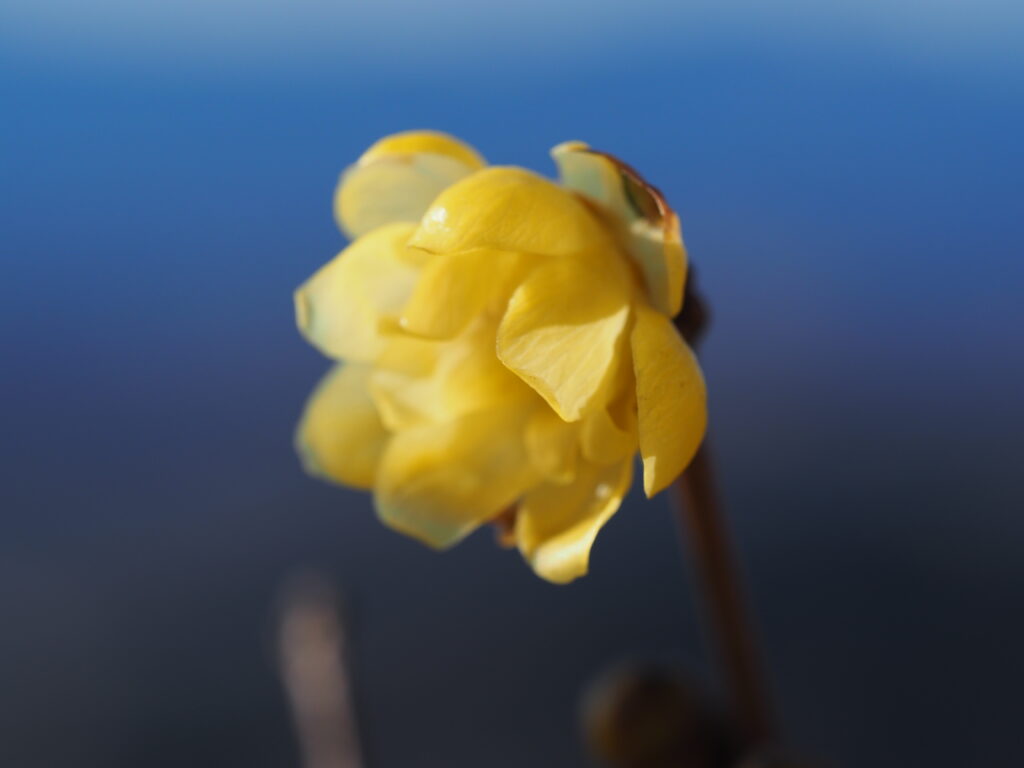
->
left=294, top=222, right=419, bottom=362
left=524, top=406, right=581, bottom=484
left=375, top=407, right=540, bottom=549
left=552, top=141, right=686, bottom=317
left=335, top=131, right=485, bottom=240
left=497, top=258, right=631, bottom=421
left=516, top=458, right=633, bottom=584
left=408, top=166, right=618, bottom=257
left=630, top=304, right=707, bottom=497
left=399, top=248, right=539, bottom=339
left=295, top=363, right=389, bottom=490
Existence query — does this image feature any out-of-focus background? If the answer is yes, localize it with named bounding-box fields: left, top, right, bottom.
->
left=2, top=2, right=1023, bottom=766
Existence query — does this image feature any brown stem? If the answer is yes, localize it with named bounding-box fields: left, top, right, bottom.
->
left=674, top=271, right=776, bottom=749
left=674, top=446, right=775, bottom=748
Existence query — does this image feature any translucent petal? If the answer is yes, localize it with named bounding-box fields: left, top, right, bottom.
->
left=552, top=141, right=686, bottom=317
left=408, top=166, right=618, bottom=257
left=496, top=259, right=631, bottom=421
left=399, top=248, right=539, bottom=339
left=375, top=407, right=540, bottom=549
left=516, top=458, right=633, bottom=584
left=551, top=141, right=634, bottom=216
left=295, top=363, right=389, bottom=490
left=524, top=406, right=580, bottom=484
left=335, top=131, right=485, bottom=240
left=630, top=304, right=707, bottom=497
left=294, top=222, right=419, bottom=362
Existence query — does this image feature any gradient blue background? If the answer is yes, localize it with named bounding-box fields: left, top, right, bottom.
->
left=2, top=2, right=1023, bottom=766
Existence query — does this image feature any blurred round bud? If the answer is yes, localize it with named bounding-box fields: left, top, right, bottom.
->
left=581, top=664, right=738, bottom=768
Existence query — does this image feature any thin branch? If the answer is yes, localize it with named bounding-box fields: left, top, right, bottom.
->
left=674, top=271, right=777, bottom=749
left=277, top=574, right=365, bottom=768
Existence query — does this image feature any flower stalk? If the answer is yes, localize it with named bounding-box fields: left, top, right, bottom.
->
left=673, top=273, right=776, bottom=749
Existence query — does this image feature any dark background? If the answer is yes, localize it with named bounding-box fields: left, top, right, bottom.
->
left=2, top=3, right=1023, bottom=766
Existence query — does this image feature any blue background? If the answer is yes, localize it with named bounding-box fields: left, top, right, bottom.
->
left=2, top=2, right=1023, bottom=766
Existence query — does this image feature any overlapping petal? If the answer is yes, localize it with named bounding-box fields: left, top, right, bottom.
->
left=294, top=222, right=419, bottom=361
left=631, top=304, right=707, bottom=497
left=359, top=131, right=485, bottom=170
left=580, top=395, right=636, bottom=466
left=497, top=258, right=632, bottom=422
left=409, top=167, right=618, bottom=257
left=516, top=458, right=633, bottom=584
left=375, top=407, right=540, bottom=549
left=371, top=319, right=535, bottom=431
left=524, top=407, right=580, bottom=484
left=399, top=248, right=539, bottom=339
left=335, top=131, right=485, bottom=240
left=365, top=335, right=439, bottom=430
left=552, top=141, right=686, bottom=317
left=295, top=363, right=389, bottom=489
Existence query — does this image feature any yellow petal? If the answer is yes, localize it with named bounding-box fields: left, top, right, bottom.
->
left=294, top=222, right=419, bottom=362
left=435, top=321, right=537, bottom=417
left=335, top=131, right=485, bottom=240
left=516, top=458, right=633, bottom=584
left=295, top=363, right=389, bottom=490
left=370, top=318, right=535, bottom=430
left=367, top=335, right=440, bottom=430
left=630, top=304, right=707, bottom=497
left=551, top=141, right=633, bottom=216
left=552, top=142, right=686, bottom=317
left=408, top=166, right=617, bottom=257
left=630, top=214, right=686, bottom=319
left=359, top=130, right=486, bottom=170
left=399, top=248, right=539, bottom=339
left=524, top=406, right=580, bottom=484
left=375, top=407, right=540, bottom=549
left=496, top=259, right=631, bottom=421
left=580, top=395, right=637, bottom=465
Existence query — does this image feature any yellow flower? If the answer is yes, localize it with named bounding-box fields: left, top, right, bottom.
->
left=295, top=131, right=706, bottom=583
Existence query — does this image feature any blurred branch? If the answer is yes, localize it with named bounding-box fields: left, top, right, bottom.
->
left=277, top=574, right=365, bottom=768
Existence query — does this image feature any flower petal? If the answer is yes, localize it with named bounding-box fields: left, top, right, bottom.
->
left=516, top=458, right=633, bottom=584
left=399, top=248, right=539, bottom=339
left=359, top=130, right=486, bottom=170
left=552, top=141, right=686, bottom=317
left=630, top=304, right=707, bottom=497
left=294, top=222, right=419, bottom=362
left=295, top=363, right=389, bottom=490
left=370, top=319, right=535, bottom=430
left=524, top=406, right=580, bottom=484
left=375, top=407, right=540, bottom=549
left=335, top=131, right=485, bottom=240
left=496, top=259, right=631, bottom=421
left=408, top=166, right=617, bottom=257
left=366, top=335, right=440, bottom=430
left=580, top=395, right=636, bottom=465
